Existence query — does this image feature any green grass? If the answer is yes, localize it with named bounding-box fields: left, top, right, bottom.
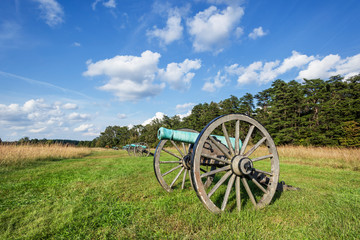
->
left=1, top=149, right=359, bottom=239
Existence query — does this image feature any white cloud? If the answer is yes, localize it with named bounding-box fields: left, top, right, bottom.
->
left=234, top=61, right=263, bottom=84
left=258, top=60, right=281, bottom=83
left=74, top=124, right=94, bottom=132
left=72, top=42, right=81, bottom=47
left=175, top=103, right=195, bottom=119
left=176, top=102, right=195, bottom=112
left=33, top=0, right=64, bottom=27
left=297, top=54, right=360, bottom=80
left=226, top=51, right=360, bottom=85
left=207, top=0, right=243, bottom=5
left=68, top=112, right=91, bottom=121
left=99, top=80, right=165, bottom=101
left=91, top=0, right=101, bottom=10
left=335, top=54, right=360, bottom=79
left=29, top=127, right=47, bottom=133
left=117, top=113, right=127, bottom=119
left=92, top=0, right=116, bottom=10
left=297, top=55, right=340, bottom=80
left=235, top=27, right=244, bottom=38
left=83, top=50, right=165, bottom=101
left=159, top=59, right=201, bottom=91
left=62, top=103, right=78, bottom=110
left=176, top=110, right=192, bottom=119
left=147, top=10, right=183, bottom=45
left=23, top=99, right=48, bottom=112
left=187, top=5, right=244, bottom=52
left=142, top=112, right=165, bottom=126
left=277, top=50, right=316, bottom=74
left=202, top=71, right=229, bottom=92
left=103, top=0, right=116, bottom=8
left=226, top=51, right=315, bottom=85
left=83, top=131, right=100, bottom=137
left=248, top=26, right=267, bottom=39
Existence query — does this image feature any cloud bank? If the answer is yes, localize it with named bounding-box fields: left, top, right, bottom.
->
left=0, top=99, right=96, bottom=139
left=84, top=51, right=201, bottom=101
left=225, top=51, right=360, bottom=86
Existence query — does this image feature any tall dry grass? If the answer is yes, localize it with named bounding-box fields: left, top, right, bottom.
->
left=0, top=144, right=92, bottom=166
left=254, top=145, right=360, bottom=171
left=165, top=144, right=360, bottom=171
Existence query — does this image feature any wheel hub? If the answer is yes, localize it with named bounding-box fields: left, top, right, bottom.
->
left=182, top=154, right=192, bottom=170
left=231, top=155, right=253, bottom=176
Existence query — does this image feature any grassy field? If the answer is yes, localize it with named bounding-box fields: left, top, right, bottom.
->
left=0, top=146, right=359, bottom=239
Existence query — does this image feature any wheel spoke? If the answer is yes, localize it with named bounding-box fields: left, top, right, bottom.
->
left=162, top=164, right=182, bottom=177
left=170, top=167, right=184, bottom=188
left=241, top=176, right=257, bottom=207
left=249, top=175, right=267, bottom=193
left=252, top=154, right=273, bottom=162
left=235, top=176, right=241, bottom=211
left=171, top=140, right=184, bottom=158
left=182, top=142, right=187, bottom=156
left=245, top=136, right=267, bottom=157
left=159, top=161, right=182, bottom=164
left=181, top=169, right=187, bottom=189
left=222, top=123, right=235, bottom=157
left=201, top=165, right=231, bottom=178
left=188, top=169, right=193, bottom=188
left=221, top=174, right=236, bottom=211
left=201, top=153, right=231, bottom=165
left=235, top=120, right=240, bottom=155
left=254, top=168, right=272, bottom=176
left=208, top=171, right=232, bottom=198
left=240, top=125, right=254, bottom=155
left=162, top=148, right=182, bottom=160
left=209, top=136, right=232, bottom=160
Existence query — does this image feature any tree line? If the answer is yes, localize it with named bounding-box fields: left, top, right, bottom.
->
left=0, top=137, right=91, bottom=147
left=3, top=74, right=359, bottom=148
left=93, top=74, right=360, bottom=148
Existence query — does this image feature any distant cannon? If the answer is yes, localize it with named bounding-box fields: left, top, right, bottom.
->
left=154, top=114, right=295, bottom=214
left=123, top=142, right=151, bottom=157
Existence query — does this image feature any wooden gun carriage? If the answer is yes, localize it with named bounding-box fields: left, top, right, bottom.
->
left=123, top=142, right=150, bottom=157
left=153, top=114, right=283, bottom=214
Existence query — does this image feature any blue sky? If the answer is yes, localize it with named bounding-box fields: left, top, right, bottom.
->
left=1, top=0, right=360, bottom=141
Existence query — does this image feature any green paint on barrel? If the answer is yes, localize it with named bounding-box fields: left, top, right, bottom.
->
left=157, top=127, right=242, bottom=149
left=123, top=144, right=147, bottom=149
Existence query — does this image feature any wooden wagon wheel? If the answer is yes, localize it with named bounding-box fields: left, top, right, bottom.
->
left=191, top=114, right=280, bottom=213
left=154, top=129, right=215, bottom=192
left=127, top=144, right=135, bottom=156
left=133, top=143, right=141, bottom=157
left=138, top=142, right=150, bottom=157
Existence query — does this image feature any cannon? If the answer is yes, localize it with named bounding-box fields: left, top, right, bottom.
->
left=154, top=114, right=284, bottom=214
left=123, top=142, right=150, bottom=157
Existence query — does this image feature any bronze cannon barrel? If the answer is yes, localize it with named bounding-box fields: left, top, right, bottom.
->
left=157, top=127, right=242, bottom=149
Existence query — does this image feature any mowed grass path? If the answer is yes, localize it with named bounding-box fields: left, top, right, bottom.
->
left=1, top=149, right=359, bottom=239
